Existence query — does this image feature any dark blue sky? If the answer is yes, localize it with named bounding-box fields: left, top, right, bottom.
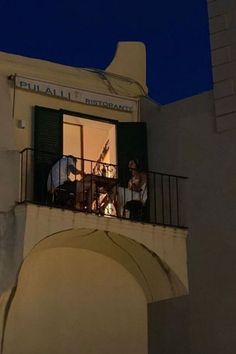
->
left=0, top=0, right=212, bottom=104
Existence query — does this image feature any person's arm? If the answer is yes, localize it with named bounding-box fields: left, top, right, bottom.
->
left=68, top=164, right=85, bottom=177
left=128, top=174, right=142, bottom=191
left=140, top=172, right=147, bottom=189
left=129, top=172, right=147, bottom=191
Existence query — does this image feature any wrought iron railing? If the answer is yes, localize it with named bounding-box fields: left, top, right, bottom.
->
left=19, top=148, right=188, bottom=228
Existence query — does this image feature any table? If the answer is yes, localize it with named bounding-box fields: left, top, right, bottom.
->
left=83, top=174, right=118, bottom=215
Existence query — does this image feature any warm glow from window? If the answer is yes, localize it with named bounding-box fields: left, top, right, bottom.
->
left=63, top=114, right=117, bottom=175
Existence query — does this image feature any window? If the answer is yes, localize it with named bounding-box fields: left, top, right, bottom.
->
left=33, top=106, right=148, bottom=203
left=63, top=114, right=117, bottom=175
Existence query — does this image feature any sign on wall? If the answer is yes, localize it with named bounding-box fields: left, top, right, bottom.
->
left=14, top=75, right=138, bottom=113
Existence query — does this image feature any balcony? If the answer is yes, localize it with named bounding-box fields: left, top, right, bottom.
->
left=6, top=148, right=189, bottom=303
left=19, top=148, right=188, bottom=228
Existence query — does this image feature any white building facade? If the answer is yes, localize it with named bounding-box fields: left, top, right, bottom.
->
left=0, top=43, right=188, bottom=354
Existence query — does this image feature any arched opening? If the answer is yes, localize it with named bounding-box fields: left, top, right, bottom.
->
left=1, top=227, right=186, bottom=354
left=2, top=247, right=147, bottom=354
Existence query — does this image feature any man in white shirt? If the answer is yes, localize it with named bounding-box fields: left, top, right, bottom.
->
left=47, top=155, right=80, bottom=192
left=47, top=155, right=95, bottom=212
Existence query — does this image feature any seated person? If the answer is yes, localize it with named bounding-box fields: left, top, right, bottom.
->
left=47, top=155, right=95, bottom=211
left=117, top=159, right=147, bottom=220
left=128, top=159, right=147, bottom=192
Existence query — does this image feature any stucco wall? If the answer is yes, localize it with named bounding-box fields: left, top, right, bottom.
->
left=2, top=247, right=147, bottom=354
left=0, top=76, right=15, bottom=151
left=0, top=52, right=139, bottom=153
left=0, top=51, right=139, bottom=213
left=0, top=207, right=25, bottom=295
left=208, top=0, right=236, bottom=132
left=141, top=91, right=236, bottom=353
left=0, top=151, right=20, bottom=212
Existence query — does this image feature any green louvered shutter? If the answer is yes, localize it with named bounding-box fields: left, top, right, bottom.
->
left=34, top=106, right=63, bottom=202
left=117, top=122, right=148, bottom=187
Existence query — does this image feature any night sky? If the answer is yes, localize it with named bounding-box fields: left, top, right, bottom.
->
left=0, top=0, right=212, bottom=104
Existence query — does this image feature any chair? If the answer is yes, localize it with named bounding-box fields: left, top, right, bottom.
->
left=119, top=183, right=148, bottom=221
left=53, top=187, right=75, bottom=208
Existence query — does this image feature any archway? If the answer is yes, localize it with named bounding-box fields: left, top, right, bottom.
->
left=2, top=247, right=147, bottom=354
left=1, top=228, right=186, bottom=354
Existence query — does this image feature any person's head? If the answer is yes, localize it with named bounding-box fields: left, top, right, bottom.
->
left=128, top=159, right=139, bottom=170
left=67, top=154, right=76, bottom=162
